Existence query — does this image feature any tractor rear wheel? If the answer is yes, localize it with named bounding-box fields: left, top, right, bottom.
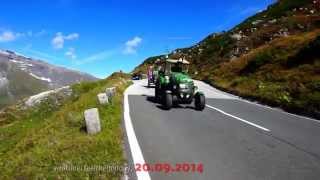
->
left=195, top=93, right=205, bottom=111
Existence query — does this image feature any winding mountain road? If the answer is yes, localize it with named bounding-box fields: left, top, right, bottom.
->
left=123, top=79, right=320, bottom=180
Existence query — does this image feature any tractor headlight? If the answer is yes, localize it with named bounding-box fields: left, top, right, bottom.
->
left=165, top=76, right=169, bottom=83
left=179, top=84, right=187, bottom=89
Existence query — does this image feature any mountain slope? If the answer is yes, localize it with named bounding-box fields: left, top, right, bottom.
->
left=0, top=50, right=98, bottom=109
left=0, top=72, right=130, bottom=178
left=133, top=0, right=320, bottom=118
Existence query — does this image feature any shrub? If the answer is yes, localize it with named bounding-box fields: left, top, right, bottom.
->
left=304, top=92, right=320, bottom=111
left=277, top=91, right=292, bottom=104
left=286, top=36, right=320, bottom=67
left=241, top=51, right=272, bottom=74
left=201, top=34, right=235, bottom=58
left=307, top=80, right=320, bottom=91
left=230, top=77, right=248, bottom=87
left=266, top=0, right=311, bottom=18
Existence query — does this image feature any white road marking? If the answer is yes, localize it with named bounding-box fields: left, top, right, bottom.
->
left=124, top=90, right=151, bottom=180
left=241, top=100, right=320, bottom=124
left=206, top=104, right=270, bottom=132
left=195, top=80, right=319, bottom=124
left=194, top=80, right=320, bottom=123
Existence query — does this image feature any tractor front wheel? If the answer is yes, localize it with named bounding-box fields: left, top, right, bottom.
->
left=163, top=92, right=173, bottom=110
left=155, top=84, right=161, bottom=102
left=195, top=93, right=205, bottom=111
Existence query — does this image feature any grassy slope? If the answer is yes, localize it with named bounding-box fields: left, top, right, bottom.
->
left=211, top=30, right=320, bottom=118
left=0, top=73, right=130, bottom=179
left=133, top=0, right=320, bottom=118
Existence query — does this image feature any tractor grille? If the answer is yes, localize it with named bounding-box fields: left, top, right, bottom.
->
left=179, top=83, right=194, bottom=98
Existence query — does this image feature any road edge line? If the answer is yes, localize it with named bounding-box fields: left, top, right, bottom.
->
left=206, top=104, right=270, bottom=132
left=197, top=80, right=319, bottom=123
left=124, top=89, right=151, bottom=180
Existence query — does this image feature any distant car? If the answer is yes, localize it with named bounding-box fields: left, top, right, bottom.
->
left=132, top=73, right=142, bottom=80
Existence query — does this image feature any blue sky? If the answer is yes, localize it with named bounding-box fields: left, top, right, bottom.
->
left=0, top=0, right=275, bottom=78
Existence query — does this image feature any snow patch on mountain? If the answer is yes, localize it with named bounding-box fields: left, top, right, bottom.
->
left=29, top=73, right=52, bottom=82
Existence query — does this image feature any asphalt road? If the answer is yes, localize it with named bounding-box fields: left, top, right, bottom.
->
left=123, top=79, right=320, bottom=180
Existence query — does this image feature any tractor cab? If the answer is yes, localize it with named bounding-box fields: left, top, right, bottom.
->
left=163, top=58, right=190, bottom=75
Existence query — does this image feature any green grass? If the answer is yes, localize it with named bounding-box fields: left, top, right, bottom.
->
left=0, top=73, right=130, bottom=179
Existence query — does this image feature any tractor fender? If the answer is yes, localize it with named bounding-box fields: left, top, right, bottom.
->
left=195, top=91, right=204, bottom=96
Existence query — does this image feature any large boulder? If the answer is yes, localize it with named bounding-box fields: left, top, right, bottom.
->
left=25, top=86, right=71, bottom=107
left=97, top=93, right=108, bottom=104
left=84, top=108, right=101, bottom=135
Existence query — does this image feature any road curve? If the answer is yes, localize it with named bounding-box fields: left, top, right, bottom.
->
left=123, top=79, right=320, bottom=180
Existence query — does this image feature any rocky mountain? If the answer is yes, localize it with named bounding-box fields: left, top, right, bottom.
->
left=0, top=49, right=98, bottom=109
left=134, top=0, right=320, bottom=119
left=135, top=0, right=320, bottom=73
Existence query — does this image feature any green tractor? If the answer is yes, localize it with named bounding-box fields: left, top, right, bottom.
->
left=155, top=58, right=206, bottom=111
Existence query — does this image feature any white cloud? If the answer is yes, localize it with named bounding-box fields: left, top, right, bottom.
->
left=74, top=49, right=116, bottom=65
left=64, top=33, right=79, bottom=40
left=123, top=36, right=142, bottom=54
left=52, top=32, right=64, bottom=49
left=51, top=32, right=79, bottom=49
left=20, top=46, right=62, bottom=62
left=0, top=31, right=17, bottom=42
left=65, top=47, right=77, bottom=60
left=0, top=29, right=48, bottom=43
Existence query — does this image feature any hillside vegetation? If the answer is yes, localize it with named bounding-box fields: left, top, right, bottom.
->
left=134, top=0, right=320, bottom=119
left=0, top=73, right=130, bottom=179
left=211, top=30, right=320, bottom=118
